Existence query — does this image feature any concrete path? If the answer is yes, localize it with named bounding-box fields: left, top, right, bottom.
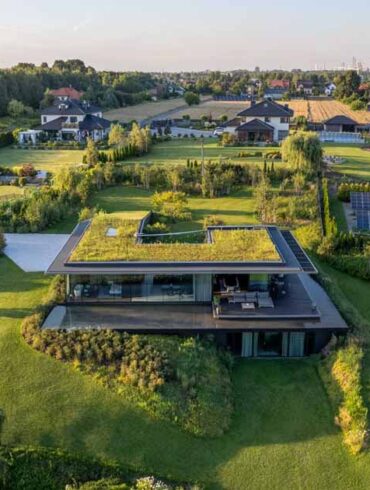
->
left=4, top=234, right=70, bottom=272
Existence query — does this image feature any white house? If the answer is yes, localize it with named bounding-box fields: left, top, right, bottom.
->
left=19, top=96, right=111, bottom=145
left=325, top=83, right=336, bottom=97
left=221, top=100, right=293, bottom=143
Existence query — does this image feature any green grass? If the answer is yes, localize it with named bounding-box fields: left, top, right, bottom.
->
left=1, top=256, right=369, bottom=489
left=323, top=143, right=370, bottom=180
left=0, top=147, right=85, bottom=173
left=330, top=196, right=348, bottom=232
left=0, top=185, right=24, bottom=198
left=127, top=139, right=279, bottom=167
left=2, top=190, right=370, bottom=487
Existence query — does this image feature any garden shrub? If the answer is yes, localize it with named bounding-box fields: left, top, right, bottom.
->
left=331, top=340, right=368, bottom=454
left=0, top=446, right=196, bottom=490
left=21, top=280, right=233, bottom=438
left=337, top=181, right=370, bottom=202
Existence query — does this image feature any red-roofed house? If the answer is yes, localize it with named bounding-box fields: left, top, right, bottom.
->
left=269, top=80, right=290, bottom=90
left=49, top=87, right=84, bottom=101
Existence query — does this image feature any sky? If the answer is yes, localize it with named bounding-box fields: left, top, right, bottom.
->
left=0, top=0, right=369, bottom=72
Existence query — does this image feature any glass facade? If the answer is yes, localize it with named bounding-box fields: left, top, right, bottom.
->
left=68, top=274, right=195, bottom=302
left=241, top=332, right=306, bottom=358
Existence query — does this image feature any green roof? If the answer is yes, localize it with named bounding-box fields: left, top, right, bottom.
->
left=69, top=214, right=281, bottom=263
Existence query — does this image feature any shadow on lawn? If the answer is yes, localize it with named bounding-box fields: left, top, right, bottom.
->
left=33, top=359, right=337, bottom=487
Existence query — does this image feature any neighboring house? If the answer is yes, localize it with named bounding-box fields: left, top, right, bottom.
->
left=269, top=79, right=290, bottom=90
left=230, top=99, right=294, bottom=142
left=325, top=82, right=336, bottom=96
left=263, top=87, right=288, bottom=100
left=49, top=87, right=84, bottom=101
left=296, top=80, right=313, bottom=95
left=323, top=115, right=359, bottom=133
left=18, top=97, right=111, bottom=144
left=45, top=216, right=348, bottom=358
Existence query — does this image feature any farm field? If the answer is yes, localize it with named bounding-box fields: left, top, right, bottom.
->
left=104, top=97, right=205, bottom=123
left=287, top=99, right=370, bottom=123
left=0, top=148, right=85, bottom=173
left=171, top=99, right=250, bottom=120
left=323, top=143, right=370, bottom=180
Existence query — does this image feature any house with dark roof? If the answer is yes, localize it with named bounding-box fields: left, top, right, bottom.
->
left=323, top=115, right=359, bottom=133
left=223, top=100, right=293, bottom=143
left=19, top=97, right=111, bottom=144
left=263, top=87, right=288, bottom=100
left=296, top=80, right=314, bottom=95
left=44, top=213, right=348, bottom=358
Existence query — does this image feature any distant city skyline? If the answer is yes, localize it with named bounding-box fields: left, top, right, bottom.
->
left=1, top=0, right=370, bottom=72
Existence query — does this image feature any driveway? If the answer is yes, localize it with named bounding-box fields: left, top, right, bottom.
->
left=4, top=234, right=70, bottom=272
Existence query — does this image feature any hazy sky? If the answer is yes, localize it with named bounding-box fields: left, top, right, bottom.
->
left=0, top=0, right=369, bottom=71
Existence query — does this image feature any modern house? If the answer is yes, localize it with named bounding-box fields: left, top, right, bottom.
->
left=18, top=95, right=111, bottom=145
left=223, top=99, right=294, bottom=143
left=263, top=87, right=288, bottom=100
left=44, top=212, right=348, bottom=358
left=325, top=82, right=336, bottom=96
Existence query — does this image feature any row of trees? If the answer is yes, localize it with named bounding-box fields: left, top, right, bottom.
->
left=0, top=59, right=156, bottom=116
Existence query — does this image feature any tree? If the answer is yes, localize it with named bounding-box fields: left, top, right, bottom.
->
left=221, top=132, right=236, bottom=146
left=282, top=132, right=323, bottom=175
left=254, top=177, right=276, bottom=223
left=108, top=123, right=126, bottom=147
left=184, top=91, right=200, bottom=106
left=7, top=99, right=25, bottom=117
left=0, top=232, right=6, bottom=253
left=85, top=138, right=99, bottom=166
left=334, top=70, right=361, bottom=99
left=151, top=191, right=191, bottom=222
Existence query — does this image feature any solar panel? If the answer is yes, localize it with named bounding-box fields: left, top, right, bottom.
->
left=281, top=230, right=317, bottom=273
left=350, top=192, right=370, bottom=210
left=356, top=210, right=370, bottom=230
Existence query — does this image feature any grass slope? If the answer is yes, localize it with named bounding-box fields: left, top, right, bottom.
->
left=0, top=256, right=368, bottom=489
left=0, top=148, right=84, bottom=173
left=323, top=144, right=370, bottom=180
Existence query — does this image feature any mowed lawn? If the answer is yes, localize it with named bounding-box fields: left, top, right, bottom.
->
left=323, top=143, right=370, bottom=180
left=1, top=257, right=370, bottom=489
left=127, top=138, right=279, bottom=167
left=0, top=147, right=85, bottom=173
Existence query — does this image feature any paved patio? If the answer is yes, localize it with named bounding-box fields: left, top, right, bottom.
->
left=4, top=234, right=70, bottom=272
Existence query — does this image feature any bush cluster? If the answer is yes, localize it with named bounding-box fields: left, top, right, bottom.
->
left=322, top=178, right=337, bottom=237
left=337, top=181, right=370, bottom=202
left=21, top=278, right=233, bottom=438
left=0, top=445, right=196, bottom=490
left=331, top=340, right=368, bottom=454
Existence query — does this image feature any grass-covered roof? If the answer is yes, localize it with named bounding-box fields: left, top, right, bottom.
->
left=69, top=214, right=280, bottom=263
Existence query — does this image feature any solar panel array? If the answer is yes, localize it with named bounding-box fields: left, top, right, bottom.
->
left=281, top=230, right=317, bottom=273
left=350, top=192, right=370, bottom=230
left=356, top=210, right=370, bottom=230
left=350, top=192, right=370, bottom=210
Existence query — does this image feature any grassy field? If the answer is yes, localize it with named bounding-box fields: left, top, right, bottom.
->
left=0, top=185, right=24, bottom=199
left=104, top=98, right=197, bottom=123
left=2, top=180, right=370, bottom=487
left=127, top=138, right=278, bottom=166
left=0, top=148, right=84, bottom=173
left=171, top=99, right=250, bottom=120
left=2, top=257, right=370, bottom=489
left=323, top=144, right=370, bottom=180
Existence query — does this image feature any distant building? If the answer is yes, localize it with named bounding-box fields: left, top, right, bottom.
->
left=264, top=87, right=288, bottom=100
left=296, top=80, right=313, bottom=95
left=323, top=115, right=359, bottom=133
left=325, top=83, right=336, bottom=96
left=49, top=87, right=84, bottom=101
left=269, top=79, right=290, bottom=89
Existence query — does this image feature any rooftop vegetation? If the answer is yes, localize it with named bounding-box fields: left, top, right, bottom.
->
left=69, top=213, right=280, bottom=263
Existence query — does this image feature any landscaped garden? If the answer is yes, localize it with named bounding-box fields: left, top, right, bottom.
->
left=0, top=147, right=85, bottom=172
